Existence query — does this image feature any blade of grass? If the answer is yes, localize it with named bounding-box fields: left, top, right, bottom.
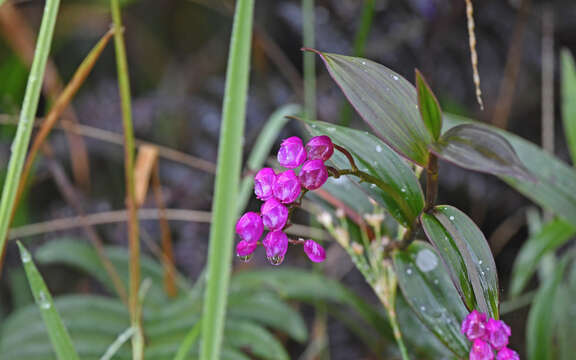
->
left=16, top=241, right=80, bottom=360
left=100, top=327, right=136, bottom=360
left=109, top=0, right=142, bottom=358
left=200, top=0, right=254, bottom=358
left=236, top=104, right=301, bottom=213
left=302, top=0, right=315, bottom=121
left=0, top=0, right=61, bottom=275
left=174, top=319, right=203, bottom=360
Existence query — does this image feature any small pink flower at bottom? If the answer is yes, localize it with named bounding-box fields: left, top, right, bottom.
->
left=263, top=231, right=289, bottom=265
left=485, top=319, right=511, bottom=350
left=470, top=339, right=494, bottom=360
left=277, top=136, right=306, bottom=168
left=273, top=170, right=301, bottom=204
left=303, top=240, right=326, bottom=262
left=254, top=168, right=277, bottom=201
left=496, top=347, right=519, bottom=360
left=299, top=159, right=329, bottom=190
left=461, top=310, right=487, bottom=340
left=236, top=240, right=258, bottom=262
left=235, top=212, right=263, bottom=243
left=261, top=198, right=288, bottom=231
left=305, top=135, right=334, bottom=161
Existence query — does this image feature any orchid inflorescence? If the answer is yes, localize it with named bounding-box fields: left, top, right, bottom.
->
left=461, top=310, right=519, bottom=360
left=235, top=135, right=335, bottom=265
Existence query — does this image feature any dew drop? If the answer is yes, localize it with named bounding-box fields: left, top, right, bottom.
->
left=478, top=260, right=483, bottom=265
left=449, top=216, right=455, bottom=221
left=38, top=292, right=51, bottom=309
left=416, top=248, right=438, bottom=272
left=393, top=75, right=399, bottom=80
left=401, top=187, right=407, bottom=193
left=481, top=271, right=485, bottom=276
left=361, top=61, right=367, bottom=65
left=406, top=267, right=413, bottom=275
left=420, top=306, right=426, bottom=312
left=370, top=184, right=377, bottom=189
left=375, top=145, right=382, bottom=153
left=21, top=250, right=31, bottom=263
left=327, top=127, right=335, bottom=132
left=268, top=255, right=285, bottom=266
left=433, top=279, right=439, bottom=285
left=238, top=254, right=253, bottom=263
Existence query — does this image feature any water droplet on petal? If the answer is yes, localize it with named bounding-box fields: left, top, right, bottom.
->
left=238, top=254, right=253, bottom=263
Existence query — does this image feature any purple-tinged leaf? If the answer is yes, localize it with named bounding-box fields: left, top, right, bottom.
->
left=307, top=49, right=433, bottom=166
left=421, top=205, right=499, bottom=320
left=433, top=124, right=535, bottom=181
left=416, top=70, right=442, bottom=140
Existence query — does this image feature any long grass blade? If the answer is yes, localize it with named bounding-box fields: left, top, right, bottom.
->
left=16, top=241, right=80, bottom=360
left=173, top=319, right=202, bottom=360
left=200, top=0, right=254, bottom=358
left=0, top=0, right=61, bottom=274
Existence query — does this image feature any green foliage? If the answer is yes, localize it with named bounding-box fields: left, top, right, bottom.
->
left=307, top=120, right=424, bottom=227
left=415, top=70, right=442, bottom=140
left=15, top=242, right=80, bottom=360
left=201, top=0, right=254, bottom=358
left=433, top=124, right=534, bottom=181
left=561, top=49, right=576, bottom=164
left=393, top=241, right=469, bottom=358
left=510, top=219, right=576, bottom=296
left=421, top=205, right=499, bottom=319
left=310, top=50, right=433, bottom=166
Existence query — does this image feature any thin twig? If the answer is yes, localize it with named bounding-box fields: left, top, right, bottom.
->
left=464, top=0, right=484, bottom=110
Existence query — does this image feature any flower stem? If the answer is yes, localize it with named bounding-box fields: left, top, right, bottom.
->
left=424, top=153, right=438, bottom=212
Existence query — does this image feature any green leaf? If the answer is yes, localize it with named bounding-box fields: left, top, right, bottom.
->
left=225, top=321, right=289, bottom=360
left=308, top=50, right=432, bottom=166
left=562, top=49, right=576, bottom=163
left=307, top=120, right=424, bottom=226
left=415, top=70, right=442, bottom=140
left=433, top=124, right=534, bottom=181
left=444, top=114, right=576, bottom=226
left=527, top=256, right=571, bottom=360
left=420, top=205, right=499, bottom=319
left=16, top=243, right=80, bottom=360
left=510, top=219, right=576, bottom=296
left=393, top=241, right=469, bottom=358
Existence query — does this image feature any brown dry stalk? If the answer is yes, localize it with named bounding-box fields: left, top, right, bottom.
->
left=465, top=0, right=484, bottom=110
left=0, top=0, right=92, bottom=190
left=134, top=145, right=159, bottom=207
left=12, top=29, right=115, bottom=218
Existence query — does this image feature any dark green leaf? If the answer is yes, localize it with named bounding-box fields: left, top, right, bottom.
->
left=393, top=241, right=469, bottom=357
left=307, top=120, right=424, bottom=226
left=420, top=205, right=499, bottom=319
left=16, top=243, right=80, bottom=360
left=510, top=219, right=576, bottom=296
left=444, top=114, right=576, bottom=226
left=527, top=256, right=571, bottom=360
left=433, top=124, right=534, bottom=181
left=562, top=49, right=576, bottom=163
left=309, top=49, right=432, bottom=165
left=415, top=70, right=442, bottom=140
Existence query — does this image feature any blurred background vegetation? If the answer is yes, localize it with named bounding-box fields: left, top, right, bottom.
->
left=0, top=0, right=575, bottom=358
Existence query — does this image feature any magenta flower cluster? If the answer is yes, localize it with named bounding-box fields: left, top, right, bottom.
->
left=461, top=310, right=519, bottom=360
left=235, top=135, right=334, bottom=265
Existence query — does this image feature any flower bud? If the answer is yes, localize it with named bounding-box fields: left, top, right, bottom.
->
left=299, top=159, right=328, bottom=190
left=470, top=339, right=494, bottom=360
left=236, top=240, right=258, bottom=262
left=235, top=212, right=263, bottom=243
left=496, top=348, right=519, bottom=360
left=461, top=310, right=487, bottom=341
left=261, top=198, right=288, bottom=231
left=303, top=240, right=326, bottom=263
left=485, top=319, right=511, bottom=350
left=277, top=136, right=306, bottom=168
left=263, top=231, right=288, bottom=265
left=273, top=170, right=301, bottom=204
left=254, top=168, right=277, bottom=201
left=306, top=135, right=334, bottom=161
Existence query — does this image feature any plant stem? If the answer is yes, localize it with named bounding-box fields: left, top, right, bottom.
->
left=109, top=1, right=142, bottom=358
left=0, top=0, right=61, bottom=276
left=334, top=144, right=358, bottom=171
left=302, top=0, right=316, bottom=121
left=424, top=153, right=438, bottom=212
left=200, top=0, right=254, bottom=359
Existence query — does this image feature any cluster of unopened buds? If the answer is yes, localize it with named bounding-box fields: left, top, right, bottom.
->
left=461, top=310, right=519, bottom=360
left=236, top=135, right=335, bottom=265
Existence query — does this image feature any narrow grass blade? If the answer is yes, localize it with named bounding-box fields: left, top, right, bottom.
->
left=100, top=327, right=135, bottom=360
left=236, top=104, right=301, bottom=213
left=173, top=320, right=202, bottom=360
left=0, top=0, right=61, bottom=271
left=200, top=0, right=254, bottom=358
left=561, top=49, right=576, bottom=164
left=16, top=242, right=80, bottom=360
